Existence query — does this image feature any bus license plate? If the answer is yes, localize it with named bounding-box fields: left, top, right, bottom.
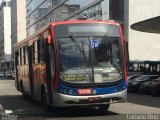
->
left=78, top=89, right=92, bottom=95
left=88, top=97, right=101, bottom=102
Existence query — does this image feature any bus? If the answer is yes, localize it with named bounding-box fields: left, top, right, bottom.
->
left=14, top=20, right=128, bottom=112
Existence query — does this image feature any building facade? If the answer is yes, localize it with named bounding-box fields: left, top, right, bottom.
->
left=124, top=0, right=160, bottom=62
left=26, top=0, right=124, bottom=36
left=11, top=0, right=26, bottom=65
left=0, top=0, right=11, bottom=72
left=25, top=0, right=160, bottom=63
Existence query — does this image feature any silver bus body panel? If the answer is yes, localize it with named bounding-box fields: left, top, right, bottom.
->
left=52, top=89, right=127, bottom=107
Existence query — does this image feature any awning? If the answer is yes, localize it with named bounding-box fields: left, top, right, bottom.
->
left=130, top=16, right=160, bottom=33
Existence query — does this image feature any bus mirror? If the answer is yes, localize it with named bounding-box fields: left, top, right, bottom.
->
left=47, top=35, right=51, bottom=44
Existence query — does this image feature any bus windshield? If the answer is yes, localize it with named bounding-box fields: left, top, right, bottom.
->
left=55, top=24, right=123, bottom=84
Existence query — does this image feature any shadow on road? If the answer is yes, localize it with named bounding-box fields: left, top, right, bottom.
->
left=127, top=92, right=160, bottom=108
left=0, top=95, right=118, bottom=118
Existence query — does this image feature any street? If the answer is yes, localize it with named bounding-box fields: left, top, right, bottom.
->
left=0, top=79, right=160, bottom=120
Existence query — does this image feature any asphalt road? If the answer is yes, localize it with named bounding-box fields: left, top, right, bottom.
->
left=0, top=78, right=160, bottom=120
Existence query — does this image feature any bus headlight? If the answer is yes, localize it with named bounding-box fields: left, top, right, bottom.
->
left=59, top=88, right=74, bottom=95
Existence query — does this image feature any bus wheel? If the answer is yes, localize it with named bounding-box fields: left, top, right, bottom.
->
left=41, top=89, right=50, bottom=111
left=98, top=104, right=110, bottom=114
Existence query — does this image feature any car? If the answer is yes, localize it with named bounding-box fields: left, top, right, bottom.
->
left=128, top=75, right=158, bottom=92
left=0, top=72, right=4, bottom=77
left=5, top=71, right=12, bottom=78
left=150, top=77, right=160, bottom=96
left=128, top=74, right=140, bottom=81
left=139, top=81, right=152, bottom=94
left=11, top=70, right=15, bottom=79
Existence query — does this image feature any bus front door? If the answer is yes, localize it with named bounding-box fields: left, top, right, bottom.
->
left=45, top=36, right=55, bottom=104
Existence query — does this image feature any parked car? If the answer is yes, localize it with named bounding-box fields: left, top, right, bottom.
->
left=150, top=77, right=160, bottom=96
left=128, top=75, right=158, bottom=92
left=139, top=81, right=152, bottom=94
left=5, top=71, right=12, bottom=78
left=11, top=70, right=15, bottom=79
left=0, top=72, right=4, bottom=77
left=128, top=74, right=140, bottom=81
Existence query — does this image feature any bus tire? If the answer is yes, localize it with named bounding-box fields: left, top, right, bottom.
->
left=41, top=88, right=50, bottom=111
left=98, top=104, right=110, bottom=113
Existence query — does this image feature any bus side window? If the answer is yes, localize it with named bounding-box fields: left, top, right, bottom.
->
left=23, top=46, right=26, bottom=65
left=33, top=41, right=38, bottom=64
left=32, top=42, right=35, bottom=64
left=17, top=49, right=20, bottom=65
left=26, top=46, right=28, bottom=65
left=15, top=50, right=19, bottom=65
left=37, top=40, right=41, bottom=63
left=40, top=37, right=45, bottom=63
left=20, top=48, right=22, bottom=65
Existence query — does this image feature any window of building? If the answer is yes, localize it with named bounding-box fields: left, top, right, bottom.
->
left=109, top=0, right=124, bottom=21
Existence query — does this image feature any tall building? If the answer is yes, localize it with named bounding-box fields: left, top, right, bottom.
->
left=25, top=0, right=160, bottom=63
left=26, top=0, right=124, bottom=36
left=0, top=0, right=11, bottom=72
left=11, top=0, right=26, bottom=63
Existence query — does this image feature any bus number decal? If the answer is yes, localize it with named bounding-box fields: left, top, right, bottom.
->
left=91, top=39, right=99, bottom=48
left=78, top=89, right=92, bottom=95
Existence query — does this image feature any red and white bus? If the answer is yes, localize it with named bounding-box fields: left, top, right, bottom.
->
left=14, top=20, right=128, bottom=112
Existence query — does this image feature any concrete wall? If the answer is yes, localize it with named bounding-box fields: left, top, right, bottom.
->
left=126, top=0, right=160, bottom=61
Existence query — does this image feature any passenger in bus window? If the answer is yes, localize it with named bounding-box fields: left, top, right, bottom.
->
left=96, top=43, right=108, bottom=62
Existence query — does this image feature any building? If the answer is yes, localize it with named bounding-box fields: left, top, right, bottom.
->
left=25, top=0, right=160, bottom=66
left=26, top=0, right=124, bottom=36
left=124, top=0, right=160, bottom=62
left=0, top=0, right=11, bottom=72
left=10, top=0, right=26, bottom=68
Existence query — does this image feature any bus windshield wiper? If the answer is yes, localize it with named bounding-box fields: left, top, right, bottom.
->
left=69, top=35, right=82, bottom=52
left=69, top=34, right=87, bottom=66
left=89, top=37, right=95, bottom=83
left=69, top=35, right=92, bottom=82
left=69, top=35, right=88, bottom=65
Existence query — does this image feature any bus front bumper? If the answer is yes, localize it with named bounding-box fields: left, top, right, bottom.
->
left=53, top=89, right=127, bottom=107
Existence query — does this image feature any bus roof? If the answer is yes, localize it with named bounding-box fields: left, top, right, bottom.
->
left=50, top=20, right=120, bottom=26
left=14, top=20, right=121, bottom=48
